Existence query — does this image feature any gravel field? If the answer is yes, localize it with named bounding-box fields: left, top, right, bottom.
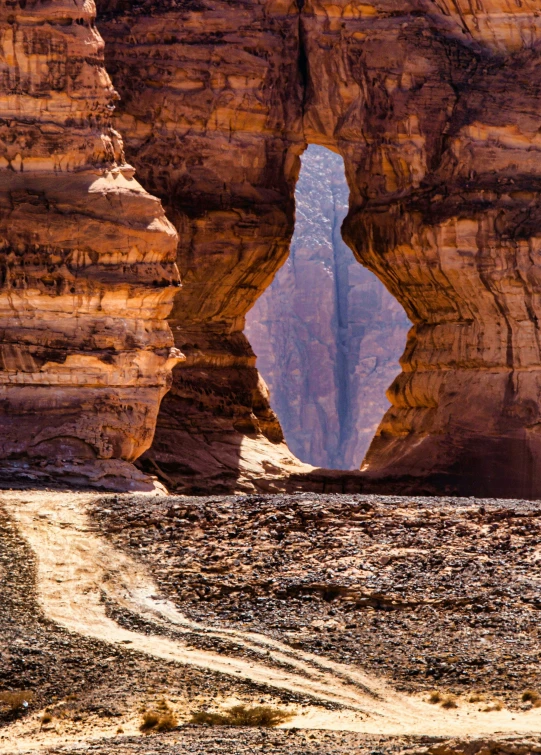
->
left=92, top=494, right=541, bottom=705
left=3, top=491, right=541, bottom=754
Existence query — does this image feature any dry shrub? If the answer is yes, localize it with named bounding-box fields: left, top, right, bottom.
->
left=0, top=690, right=34, bottom=714
left=468, top=693, right=483, bottom=703
left=141, top=710, right=160, bottom=731
left=440, top=695, right=458, bottom=710
left=140, top=701, right=178, bottom=733
left=155, top=712, right=178, bottom=732
left=482, top=701, right=503, bottom=712
left=41, top=712, right=53, bottom=726
left=191, top=704, right=291, bottom=728
left=428, top=691, right=442, bottom=704
left=522, top=690, right=541, bottom=707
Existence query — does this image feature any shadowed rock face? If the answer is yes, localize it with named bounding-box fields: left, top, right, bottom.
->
left=245, top=145, right=410, bottom=470
left=96, top=0, right=310, bottom=493
left=0, top=0, right=181, bottom=490
left=90, top=0, right=541, bottom=497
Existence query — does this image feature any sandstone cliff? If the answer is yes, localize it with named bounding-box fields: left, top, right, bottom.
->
left=97, top=0, right=311, bottom=492
left=0, top=0, right=181, bottom=490
left=246, top=145, right=410, bottom=470
left=90, top=0, right=541, bottom=497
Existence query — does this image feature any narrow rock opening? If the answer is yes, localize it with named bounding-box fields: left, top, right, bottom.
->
left=245, top=145, right=411, bottom=470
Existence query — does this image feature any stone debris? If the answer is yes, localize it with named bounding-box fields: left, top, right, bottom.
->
left=92, top=494, right=541, bottom=705
left=39, top=731, right=541, bottom=755
left=3, top=491, right=541, bottom=754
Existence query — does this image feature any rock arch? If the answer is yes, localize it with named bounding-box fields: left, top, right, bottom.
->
left=94, top=0, right=541, bottom=498
left=2, top=0, right=540, bottom=496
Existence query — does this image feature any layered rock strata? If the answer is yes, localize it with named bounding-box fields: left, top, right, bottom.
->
left=96, top=0, right=541, bottom=497
left=324, top=2, right=541, bottom=497
left=0, top=0, right=181, bottom=489
left=246, top=145, right=410, bottom=470
left=97, top=0, right=311, bottom=492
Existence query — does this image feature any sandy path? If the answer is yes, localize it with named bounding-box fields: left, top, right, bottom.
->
left=2, top=491, right=541, bottom=751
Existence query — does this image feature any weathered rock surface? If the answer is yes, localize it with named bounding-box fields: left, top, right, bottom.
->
left=0, top=0, right=181, bottom=489
left=246, top=145, right=410, bottom=469
left=318, top=1, right=541, bottom=498
left=96, top=0, right=309, bottom=493
left=92, top=0, right=541, bottom=497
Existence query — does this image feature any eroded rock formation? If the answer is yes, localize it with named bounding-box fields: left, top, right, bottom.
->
left=330, top=2, right=541, bottom=497
left=89, top=0, right=541, bottom=496
left=97, top=0, right=311, bottom=492
left=246, top=145, right=410, bottom=469
left=0, top=0, right=181, bottom=490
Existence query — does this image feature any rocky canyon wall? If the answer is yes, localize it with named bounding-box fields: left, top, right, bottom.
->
left=0, top=0, right=537, bottom=496
left=319, top=1, right=541, bottom=497
left=245, top=145, right=410, bottom=470
left=0, top=0, right=181, bottom=490
left=96, top=0, right=311, bottom=493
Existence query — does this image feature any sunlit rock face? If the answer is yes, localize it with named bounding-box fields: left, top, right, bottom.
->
left=246, top=146, right=410, bottom=470
left=435, top=0, right=541, bottom=53
left=97, top=0, right=541, bottom=497
left=304, top=0, right=541, bottom=497
left=0, top=0, right=181, bottom=490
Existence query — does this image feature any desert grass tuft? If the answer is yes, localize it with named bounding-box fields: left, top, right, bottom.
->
left=522, top=690, right=541, bottom=707
left=155, top=712, right=178, bottom=732
left=440, top=695, right=458, bottom=709
left=428, top=691, right=442, bottom=704
left=190, top=704, right=291, bottom=728
left=0, top=690, right=34, bottom=716
left=468, top=693, right=484, bottom=703
left=482, top=700, right=503, bottom=712
left=140, top=701, right=178, bottom=733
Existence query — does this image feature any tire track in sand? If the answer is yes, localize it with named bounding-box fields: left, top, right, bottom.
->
left=4, top=491, right=541, bottom=740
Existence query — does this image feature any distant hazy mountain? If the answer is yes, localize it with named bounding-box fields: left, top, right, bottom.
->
left=245, top=145, right=411, bottom=470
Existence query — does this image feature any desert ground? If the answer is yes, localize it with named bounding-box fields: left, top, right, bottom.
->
left=1, top=489, right=541, bottom=753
